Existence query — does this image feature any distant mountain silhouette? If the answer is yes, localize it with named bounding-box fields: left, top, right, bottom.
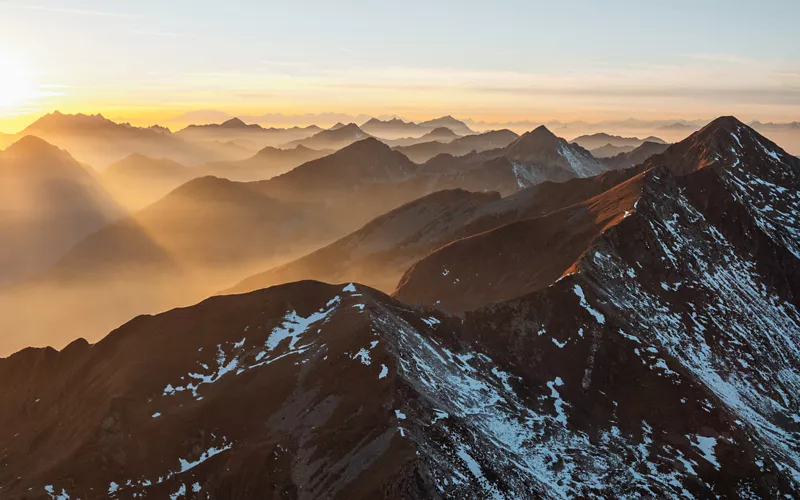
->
left=571, top=132, right=666, bottom=151
left=282, top=123, right=371, bottom=150
left=102, top=145, right=331, bottom=210
left=383, top=127, right=461, bottom=148
left=0, top=136, right=124, bottom=284
left=590, top=143, right=636, bottom=158
left=360, top=117, right=427, bottom=139
left=16, top=112, right=242, bottom=168
left=395, top=129, right=519, bottom=163
left=360, top=116, right=473, bottom=139
left=263, top=137, right=415, bottom=195
left=603, top=141, right=670, bottom=170
left=177, top=118, right=321, bottom=151
left=417, top=115, right=474, bottom=135
left=658, top=122, right=698, bottom=131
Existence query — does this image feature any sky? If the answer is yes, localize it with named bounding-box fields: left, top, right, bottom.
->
left=0, top=0, right=798, bottom=132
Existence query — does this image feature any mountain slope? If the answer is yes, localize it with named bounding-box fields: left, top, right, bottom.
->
left=228, top=189, right=501, bottom=294
left=2, top=118, right=798, bottom=498
left=395, top=117, right=800, bottom=313
left=282, top=123, right=371, bottom=150
left=394, top=170, right=646, bottom=311
left=0, top=277, right=793, bottom=498
left=231, top=166, right=646, bottom=298
left=258, top=138, right=417, bottom=198
left=502, top=125, right=608, bottom=180
left=0, top=136, right=125, bottom=284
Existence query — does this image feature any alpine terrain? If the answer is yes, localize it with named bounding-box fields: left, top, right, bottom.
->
left=0, top=117, right=798, bottom=499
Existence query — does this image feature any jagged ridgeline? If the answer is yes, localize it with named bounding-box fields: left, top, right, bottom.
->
left=0, top=117, right=799, bottom=498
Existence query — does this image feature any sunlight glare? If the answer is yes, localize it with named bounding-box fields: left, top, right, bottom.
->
left=0, top=50, right=38, bottom=113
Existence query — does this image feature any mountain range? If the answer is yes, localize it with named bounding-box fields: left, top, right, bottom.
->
left=175, top=118, right=322, bottom=151
left=571, top=132, right=666, bottom=151
left=0, top=112, right=250, bottom=168
left=360, top=116, right=474, bottom=139
left=1, top=114, right=799, bottom=497
left=282, top=123, right=372, bottom=150
left=102, top=145, right=330, bottom=210
left=601, top=141, right=671, bottom=170
left=394, top=129, right=519, bottom=163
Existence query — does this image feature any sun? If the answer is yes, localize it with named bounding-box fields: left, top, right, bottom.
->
left=0, top=50, right=39, bottom=112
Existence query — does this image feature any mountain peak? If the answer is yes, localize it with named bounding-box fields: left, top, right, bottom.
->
left=328, top=123, right=364, bottom=136
left=509, top=125, right=560, bottom=150
left=4, top=135, right=64, bottom=156
left=703, top=115, right=746, bottom=134
left=428, top=126, right=458, bottom=136
left=334, top=136, right=388, bottom=154
left=531, top=124, right=557, bottom=137
left=25, top=111, right=116, bottom=132
left=643, top=115, right=796, bottom=177
left=220, top=117, right=251, bottom=128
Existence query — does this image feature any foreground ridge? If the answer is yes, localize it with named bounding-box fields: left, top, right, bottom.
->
left=0, top=272, right=798, bottom=497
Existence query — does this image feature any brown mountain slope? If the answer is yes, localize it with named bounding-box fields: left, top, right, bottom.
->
left=393, top=170, right=646, bottom=311
left=0, top=276, right=793, bottom=497
left=231, top=166, right=645, bottom=297
left=0, top=136, right=124, bottom=285
left=227, top=189, right=500, bottom=294
left=394, top=116, right=800, bottom=313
